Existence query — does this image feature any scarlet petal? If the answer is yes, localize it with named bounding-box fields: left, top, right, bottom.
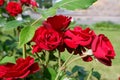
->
left=92, top=34, right=116, bottom=66
left=64, top=39, right=78, bottom=48
left=43, top=15, right=71, bottom=32
left=29, top=63, right=40, bottom=74
left=0, top=56, right=40, bottom=79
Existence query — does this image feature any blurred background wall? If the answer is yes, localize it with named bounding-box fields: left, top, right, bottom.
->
left=57, top=0, right=120, bottom=24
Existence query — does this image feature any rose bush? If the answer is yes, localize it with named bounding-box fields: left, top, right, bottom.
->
left=0, top=0, right=116, bottom=80
left=31, top=15, right=115, bottom=66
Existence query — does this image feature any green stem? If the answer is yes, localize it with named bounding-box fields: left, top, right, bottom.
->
left=58, top=51, right=61, bottom=68
left=36, top=53, right=42, bottom=64
left=31, top=16, right=42, bottom=26
left=66, top=54, right=87, bottom=66
left=55, top=52, right=74, bottom=80
left=45, top=51, right=50, bottom=67
left=86, top=68, right=94, bottom=80
left=23, top=44, right=26, bottom=59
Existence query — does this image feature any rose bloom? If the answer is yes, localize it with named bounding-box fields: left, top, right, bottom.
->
left=20, top=0, right=31, bottom=5
left=63, top=26, right=95, bottom=62
left=0, top=56, right=40, bottom=79
left=30, top=0, right=38, bottom=7
left=0, top=0, right=4, bottom=6
left=32, top=26, right=62, bottom=53
left=64, top=26, right=95, bottom=49
left=92, top=34, right=116, bottom=66
left=43, top=15, right=71, bottom=32
left=6, top=1, right=22, bottom=16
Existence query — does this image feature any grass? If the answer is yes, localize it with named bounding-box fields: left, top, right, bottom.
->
left=62, top=29, right=120, bottom=80
left=92, top=21, right=120, bottom=30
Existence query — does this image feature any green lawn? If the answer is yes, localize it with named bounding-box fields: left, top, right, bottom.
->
left=62, top=29, right=120, bottom=80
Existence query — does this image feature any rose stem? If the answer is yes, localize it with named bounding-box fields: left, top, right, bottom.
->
left=58, top=51, right=61, bottom=68
left=35, top=53, right=42, bottom=64
left=23, top=44, right=26, bottom=59
left=86, top=68, right=94, bottom=80
left=45, top=51, right=50, bottom=67
left=55, top=52, right=74, bottom=80
left=31, top=16, right=42, bottom=26
left=66, top=54, right=87, bottom=66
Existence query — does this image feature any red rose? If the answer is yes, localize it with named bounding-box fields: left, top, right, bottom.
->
left=64, top=29, right=80, bottom=48
left=32, top=26, right=62, bottom=53
left=0, top=78, right=17, bottom=80
left=6, top=1, right=22, bottom=16
left=64, top=26, right=95, bottom=48
left=74, top=27, right=95, bottom=47
left=43, top=15, right=71, bottom=32
left=20, top=0, right=31, bottom=5
left=92, top=34, right=116, bottom=66
left=30, top=0, right=38, bottom=7
left=0, top=56, right=40, bottom=79
left=0, top=0, right=4, bottom=6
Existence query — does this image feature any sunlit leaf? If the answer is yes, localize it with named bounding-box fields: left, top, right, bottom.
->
left=54, top=0, right=97, bottom=10
left=4, top=20, right=23, bottom=30
left=39, top=7, right=57, bottom=19
left=19, top=26, right=36, bottom=47
left=44, top=67, right=57, bottom=80
left=0, top=56, right=16, bottom=64
left=48, top=68, right=56, bottom=80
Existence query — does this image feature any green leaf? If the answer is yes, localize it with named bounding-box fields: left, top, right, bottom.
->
left=48, top=68, right=56, bottom=80
left=0, top=18, right=6, bottom=27
left=44, top=67, right=57, bottom=80
left=4, top=20, right=23, bottom=30
left=36, top=0, right=96, bottom=18
left=0, top=56, right=16, bottom=64
left=92, top=71, right=101, bottom=80
left=54, top=0, right=97, bottom=10
left=19, top=26, right=36, bottom=47
left=72, top=66, right=87, bottom=80
left=40, top=7, right=57, bottom=19
left=72, top=66, right=85, bottom=73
